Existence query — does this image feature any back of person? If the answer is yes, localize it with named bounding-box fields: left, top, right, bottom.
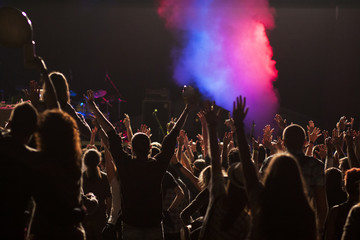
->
left=0, top=133, right=34, bottom=239
left=118, top=157, right=168, bottom=227
left=82, top=171, right=111, bottom=240
left=30, top=152, right=84, bottom=239
left=30, top=109, right=85, bottom=240
left=295, top=154, right=325, bottom=200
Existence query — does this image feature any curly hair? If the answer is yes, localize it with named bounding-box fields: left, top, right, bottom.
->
left=36, top=109, right=82, bottom=179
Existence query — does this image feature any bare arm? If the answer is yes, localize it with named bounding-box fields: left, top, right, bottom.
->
left=85, top=90, right=114, bottom=134
left=106, top=196, right=112, bottom=217
left=345, top=130, right=360, bottom=168
left=104, top=146, right=117, bottom=183
left=167, top=185, right=185, bottom=212
left=198, top=111, right=209, bottom=158
left=123, top=113, right=133, bottom=142
left=233, top=97, right=259, bottom=192
left=203, top=103, right=222, bottom=181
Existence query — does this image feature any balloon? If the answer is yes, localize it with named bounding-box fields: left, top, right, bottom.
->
left=0, top=7, right=33, bottom=48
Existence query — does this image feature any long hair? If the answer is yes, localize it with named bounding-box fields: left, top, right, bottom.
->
left=36, top=109, right=82, bottom=180
left=49, top=71, right=70, bottom=105
left=221, top=163, right=249, bottom=231
left=83, top=149, right=102, bottom=181
left=258, top=153, right=316, bottom=240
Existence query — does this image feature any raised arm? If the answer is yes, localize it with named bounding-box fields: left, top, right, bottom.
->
left=203, top=102, right=222, bottom=181
left=104, top=145, right=117, bottom=183
left=123, top=113, right=133, bottom=142
left=198, top=111, right=209, bottom=158
left=345, top=129, right=360, bottom=168
left=84, top=90, right=114, bottom=134
left=156, top=104, right=192, bottom=163
left=93, top=117, right=109, bottom=149
left=232, top=96, right=259, bottom=192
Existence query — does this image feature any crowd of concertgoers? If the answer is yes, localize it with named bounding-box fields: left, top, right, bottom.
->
left=1, top=58, right=360, bottom=240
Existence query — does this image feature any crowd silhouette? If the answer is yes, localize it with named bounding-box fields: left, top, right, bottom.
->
left=1, top=7, right=360, bottom=240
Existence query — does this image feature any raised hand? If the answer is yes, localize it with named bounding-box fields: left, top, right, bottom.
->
left=325, top=137, right=334, bottom=153
left=274, top=114, right=287, bottom=130
left=232, top=96, right=248, bottom=126
left=197, top=111, right=206, bottom=124
left=84, top=90, right=96, bottom=109
left=167, top=117, right=176, bottom=133
left=123, top=113, right=131, bottom=128
left=138, top=124, right=152, bottom=137
left=262, top=124, right=274, bottom=149
left=315, top=144, right=327, bottom=160
left=332, top=128, right=344, bottom=147
left=336, top=116, right=352, bottom=132
left=274, top=136, right=285, bottom=152
left=307, top=120, right=315, bottom=135
left=177, top=129, right=186, bottom=145
left=189, top=139, right=198, bottom=152
left=308, top=127, right=322, bottom=144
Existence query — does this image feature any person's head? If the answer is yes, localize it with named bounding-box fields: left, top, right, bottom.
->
left=84, top=149, right=101, bottom=168
left=9, top=102, right=38, bottom=138
left=228, top=147, right=240, bottom=166
left=222, top=162, right=248, bottom=231
left=283, top=124, right=306, bottom=152
left=131, top=132, right=151, bottom=158
left=47, top=72, right=70, bottom=104
left=83, top=149, right=102, bottom=180
left=344, top=168, right=360, bottom=199
left=260, top=153, right=315, bottom=240
left=36, top=109, right=82, bottom=175
left=199, top=166, right=211, bottom=190
left=263, top=153, right=309, bottom=204
left=325, top=167, right=344, bottom=193
left=193, top=159, right=206, bottom=177
left=227, top=163, right=247, bottom=204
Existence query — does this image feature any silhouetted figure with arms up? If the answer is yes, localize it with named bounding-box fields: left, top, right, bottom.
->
left=199, top=101, right=251, bottom=240
left=233, top=96, right=317, bottom=240
left=85, top=89, right=193, bottom=240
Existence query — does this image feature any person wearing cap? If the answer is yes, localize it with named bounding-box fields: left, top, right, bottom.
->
left=199, top=101, right=251, bottom=240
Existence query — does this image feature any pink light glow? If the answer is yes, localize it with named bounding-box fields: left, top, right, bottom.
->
left=158, top=0, right=279, bottom=131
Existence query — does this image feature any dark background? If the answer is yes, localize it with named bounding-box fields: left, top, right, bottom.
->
left=1, top=0, right=360, bottom=140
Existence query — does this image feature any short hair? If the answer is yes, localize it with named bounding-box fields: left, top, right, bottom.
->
left=344, top=168, right=360, bottom=196
left=283, top=124, right=306, bottom=151
left=131, top=132, right=151, bottom=157
left=9, top=102, right=38, bottom=135
left=49, top=71, right=70, bottom=104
